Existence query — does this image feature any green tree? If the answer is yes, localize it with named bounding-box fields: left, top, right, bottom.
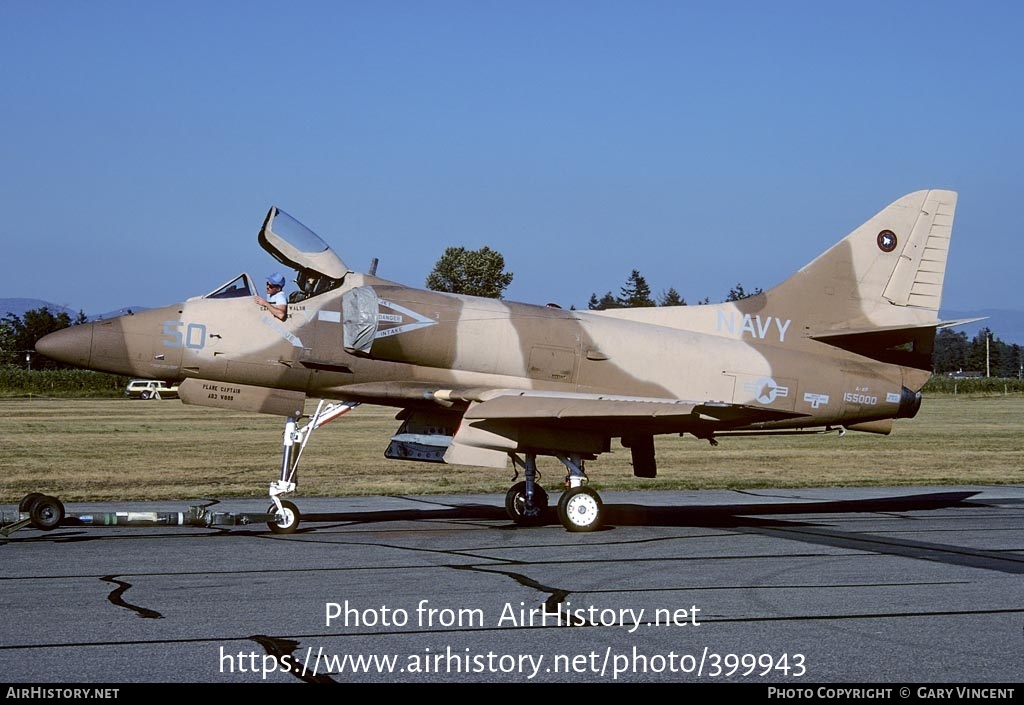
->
left=617, top=270, right=655, bottom=308
left=588, top=291, right=621, bottom=310
left=932, top=328, right=969, bottom=375
left=725, top=283, right=764, bottom=302
left=966, top=327, right=994, bottom=375
left=658, top=287, right=686, bottom=307
left=933, top=327, right=1023, bottom=377
left=0, top=307, right=78, bottom=370
left=425, top=246, right=514, bottom=299
left=1007, top=344, right=1023, bottom=379
left=962, top=327, right=1023, bottom=377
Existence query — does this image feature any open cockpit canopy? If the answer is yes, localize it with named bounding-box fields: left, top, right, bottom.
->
left=259, top=207, right=349, bottom=298
left=197, top=207, right=351, bottom=303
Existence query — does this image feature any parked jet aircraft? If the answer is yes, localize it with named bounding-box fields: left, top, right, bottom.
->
left=37, top=190, right=966, bottom=533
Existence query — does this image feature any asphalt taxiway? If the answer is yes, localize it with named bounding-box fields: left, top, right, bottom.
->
left=1, top=486, right=1022, bottom=683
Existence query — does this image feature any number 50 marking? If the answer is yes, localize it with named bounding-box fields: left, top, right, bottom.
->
left=162, top=320, right=207, bottom=350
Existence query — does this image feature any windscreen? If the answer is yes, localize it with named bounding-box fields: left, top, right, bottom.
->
left=205, top=273, right=256, bottom=299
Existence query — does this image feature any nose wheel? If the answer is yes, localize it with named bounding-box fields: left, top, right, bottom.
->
left=267, top=500, right=300, bottom=534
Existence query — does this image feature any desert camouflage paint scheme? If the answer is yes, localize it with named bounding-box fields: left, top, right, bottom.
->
left=37, top=190, right=964, bottom=532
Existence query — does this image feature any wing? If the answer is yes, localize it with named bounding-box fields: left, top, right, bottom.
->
left=449, top=389, right=807, bottom=467
left=460, top=389, right=801, bottom=429
left=348, top=385, right=807, bottom=469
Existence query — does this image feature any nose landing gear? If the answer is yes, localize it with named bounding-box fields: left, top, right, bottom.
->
left=266, top=400, right=360, bottom=534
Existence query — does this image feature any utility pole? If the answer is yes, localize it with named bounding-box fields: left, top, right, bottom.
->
left=986, top=334, right=990, bottom=378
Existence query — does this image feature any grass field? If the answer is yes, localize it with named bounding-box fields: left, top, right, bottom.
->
left=1, top=395, right=1022, bottom=503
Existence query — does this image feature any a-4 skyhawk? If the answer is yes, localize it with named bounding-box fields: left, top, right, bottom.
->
left=37, top=189, right=967, bottom=533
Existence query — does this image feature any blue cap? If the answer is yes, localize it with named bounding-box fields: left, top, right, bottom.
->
left=267, top=273, right=286, bottom=287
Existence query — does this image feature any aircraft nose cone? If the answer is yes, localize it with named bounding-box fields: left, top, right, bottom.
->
left=35, top=324, right=94, bottom=368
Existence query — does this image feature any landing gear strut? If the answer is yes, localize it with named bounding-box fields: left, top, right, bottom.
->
left=267, top=400, right=359, bottom=533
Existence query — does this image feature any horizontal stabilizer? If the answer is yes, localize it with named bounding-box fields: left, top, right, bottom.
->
left=936, top=316, right=988, bottom=329
left=810, top=317, right=986, bottom=370
left=811, top=317, right=987, bottom=341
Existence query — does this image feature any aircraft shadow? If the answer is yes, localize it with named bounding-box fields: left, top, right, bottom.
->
left=299, top=489, right=982, bottom=530
left=301, top=489, right=1024, bottom=573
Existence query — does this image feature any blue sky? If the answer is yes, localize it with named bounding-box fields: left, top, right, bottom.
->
left=3, top=2, right=1021, bottom=315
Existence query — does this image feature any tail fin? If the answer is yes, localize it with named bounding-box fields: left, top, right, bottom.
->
left=765, top=190, right=958, bottom=371
left=590, top=189, right=960, bottom=372
left=769, top=189, right=958, bottom=332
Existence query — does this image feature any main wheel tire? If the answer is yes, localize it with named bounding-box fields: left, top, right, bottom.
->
left=19, top=492, right=45, bottom=513
left=140, top=391, right=150, bottom=399
left=557, top=486, right=603, bottom=532
left=504, top=481, right=549, bottom=526
left=267, top=500, right=300, bottom=534
left=29, top=495, right=65, bottom=531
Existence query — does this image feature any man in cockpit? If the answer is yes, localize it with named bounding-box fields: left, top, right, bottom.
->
left=255, top=272, right=288, bottom=321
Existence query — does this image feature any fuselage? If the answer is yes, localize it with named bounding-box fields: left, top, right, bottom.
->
left=36, top=272, right=923, bottom=433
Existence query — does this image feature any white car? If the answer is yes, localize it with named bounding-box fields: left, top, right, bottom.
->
left=125, top=379, right=179, bottom=400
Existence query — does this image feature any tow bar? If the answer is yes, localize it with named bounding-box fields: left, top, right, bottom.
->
left=1, top=493, right=276, bottom=538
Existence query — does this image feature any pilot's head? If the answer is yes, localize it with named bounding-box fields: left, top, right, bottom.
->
left=267, top=273, right=286, bottom=291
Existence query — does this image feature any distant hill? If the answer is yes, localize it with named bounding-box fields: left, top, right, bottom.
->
left=0, top=298, right=77, bottom=319
left=1, top=295, right=151, bottom=321
left=0, top=295, right=149, bottom=321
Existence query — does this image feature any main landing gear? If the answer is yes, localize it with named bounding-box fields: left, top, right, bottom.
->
left=505, top=455, right=549, bottom=526
left=267, top=400, right=360, bottom=534
left=504, top=452, right=604, bottom=532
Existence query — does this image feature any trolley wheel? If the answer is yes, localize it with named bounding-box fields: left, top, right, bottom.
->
left=30, top=495, right=65, bottom=531
left=19, top=492, right=46, bottom=513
